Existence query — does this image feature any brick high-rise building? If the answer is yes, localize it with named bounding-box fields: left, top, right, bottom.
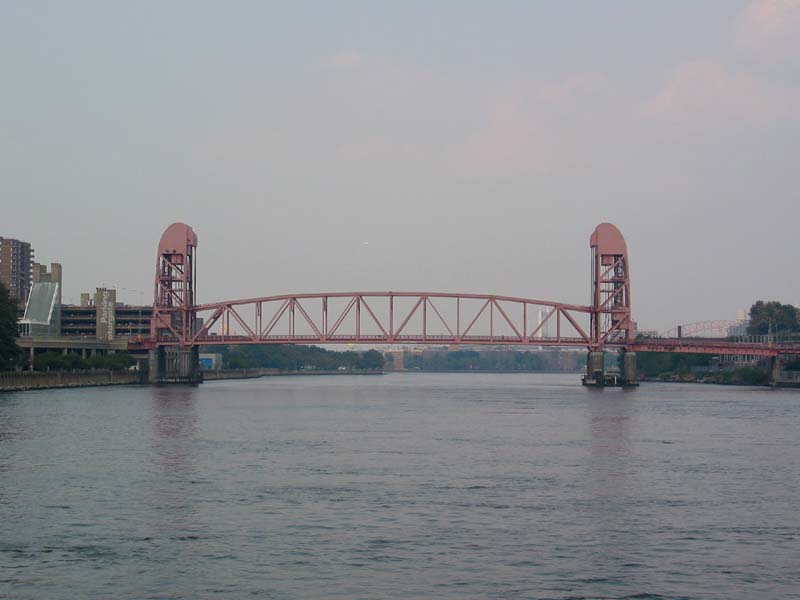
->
left=0, top=236, right=34, bottom=304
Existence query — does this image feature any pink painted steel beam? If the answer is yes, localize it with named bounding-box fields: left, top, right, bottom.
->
left=183, top=292, right=595, bottom=348
left=178, top=288, right=800, bottom=358
left=192, top=291, right=592, bottom=314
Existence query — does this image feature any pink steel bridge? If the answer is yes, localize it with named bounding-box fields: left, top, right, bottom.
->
left=137, top=220, right=800, bottom=384
left=146, top=222, right=635, bottom=352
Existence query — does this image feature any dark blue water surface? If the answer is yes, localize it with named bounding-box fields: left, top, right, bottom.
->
left=1, top=373, right=798, bottom=599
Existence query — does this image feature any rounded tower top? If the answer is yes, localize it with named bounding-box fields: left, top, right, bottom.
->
left=158, top=223, right=198, bottom=255
left=590, top=222, right=627, bottom=256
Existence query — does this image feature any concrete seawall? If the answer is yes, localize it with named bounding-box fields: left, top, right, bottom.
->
left=0, top=371, right=142, bottom=392
left=0, top=369, right=385, bottom=393
left=203, top=368, right=280, bottom=381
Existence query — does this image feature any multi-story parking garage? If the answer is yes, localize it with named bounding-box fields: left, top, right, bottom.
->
left=16, top=262, right=154, bottom=367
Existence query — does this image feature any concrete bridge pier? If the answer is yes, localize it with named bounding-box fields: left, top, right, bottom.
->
left=583, top=351, right=606, bottom=386
left=147, top=349, right=161, bottom=383
left=621, top=351, right=638, bottom=387
left=582, top=350, right=638, bottom=387
left=769, top=355, right=782, bottom=387
left=148, top=346, right=201, bottom=384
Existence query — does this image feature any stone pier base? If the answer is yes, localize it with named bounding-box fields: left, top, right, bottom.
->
left=148, top=347, right=201, bottom=384
left=582, top=350, right=638, bottom=388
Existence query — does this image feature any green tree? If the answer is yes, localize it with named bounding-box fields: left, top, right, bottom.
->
left=0, top=282, right=21, bottom=368
left=447, top=350, right=480, bottom=370
left=87, top=352, right=135, bottom=370
left=34, top=351, right=89, bottom=371
left=62, top=353, right=87, bottom=370
left=213, top=344, right=389, bottom=371
left=635, top=351, right=712, bottom=378
left=34, top=352, right=60, bottom=371
left=719, top=366, right=769, bottom=386
left=358, top=349, right=385, bottom=370
left=404, top=352, right=422, bottom=370
left=748, top=300, right=800, bottom=335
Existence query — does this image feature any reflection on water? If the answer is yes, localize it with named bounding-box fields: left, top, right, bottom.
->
left=588, top=390, right=634, bottom=482
left=0, top=396, right=21, bottom=444
left=152, top=386, right=198, bottom=439
left=585, top=391, right=642, bottom=584
left=148, top=386, right=200, bottom=544
left=0, top=401, right=20, bottom=506
left=151, top=386, right=198, bottom=473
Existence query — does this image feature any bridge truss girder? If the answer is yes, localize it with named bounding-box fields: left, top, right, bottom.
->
left=183, top=292, right=596, bottom=348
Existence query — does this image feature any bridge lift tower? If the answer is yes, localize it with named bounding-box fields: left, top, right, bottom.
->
left=584, top=223, right=637, bottom=387
left=148, top=223, right=201, bottom=383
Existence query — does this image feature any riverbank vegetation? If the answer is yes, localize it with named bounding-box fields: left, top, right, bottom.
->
left=634, top=351, right=770, bottom=385
left=33, top=352, right=135, bottom=372
left=0, top=282, right=21, bottom=369
left=214, top=345, right=385, bottom=371
left=636, top=352, right=713, bottom=378
left=399, top=349, right=585, bottom=372
left=715, top=366, right=770, bottom=386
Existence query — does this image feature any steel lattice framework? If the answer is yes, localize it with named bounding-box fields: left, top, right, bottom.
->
left=188, top=292, right=595, bottom=347
left=150, top=223, right=197, bottom=344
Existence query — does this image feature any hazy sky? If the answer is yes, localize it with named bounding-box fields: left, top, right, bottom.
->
left=2, top=1, right=799, bottom=330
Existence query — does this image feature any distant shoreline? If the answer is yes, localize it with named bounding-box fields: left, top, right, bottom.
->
left=387, top=369, right=583, bottom=374
left=203, top=369, right=384, bottom=382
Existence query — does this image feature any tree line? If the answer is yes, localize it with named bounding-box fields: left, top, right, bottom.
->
left=634, top=352, right=712, bottom=378
left=213, top=344, right=385, bottom=371
left=0, top=282, right=21, bottom=369
left=399, top=349, right=585, bottom=372
left=747, top=300, right=800, bottom=336
left=33, top=351, right=136, bottom=372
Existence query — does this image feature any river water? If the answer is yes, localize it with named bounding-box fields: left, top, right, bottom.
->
left=1, top=373, right=798, bottom=599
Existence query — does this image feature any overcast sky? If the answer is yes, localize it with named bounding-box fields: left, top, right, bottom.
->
left=2, top=1, right=799, bottom=330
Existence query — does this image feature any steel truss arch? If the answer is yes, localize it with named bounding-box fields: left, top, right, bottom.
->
left=177, top=292, right=598, bottom=348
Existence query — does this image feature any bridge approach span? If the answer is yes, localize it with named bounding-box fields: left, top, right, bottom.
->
left=629, top=339, right=800, bottom=358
